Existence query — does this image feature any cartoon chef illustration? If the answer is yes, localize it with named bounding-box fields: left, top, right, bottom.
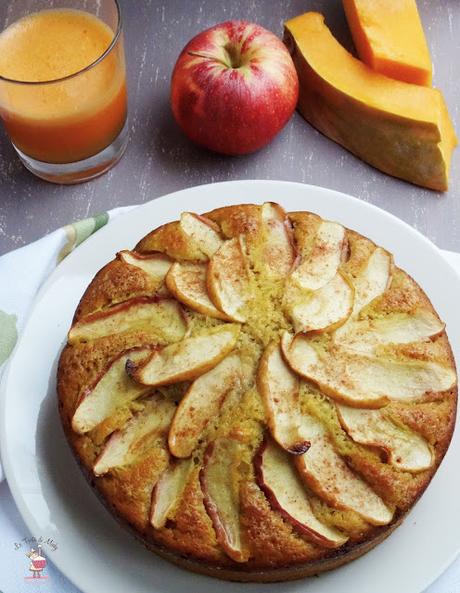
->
left=25, top=545, right=47, bottom=578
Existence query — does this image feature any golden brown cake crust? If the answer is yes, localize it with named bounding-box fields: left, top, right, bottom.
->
left=57, top=204, right=457, bottom=581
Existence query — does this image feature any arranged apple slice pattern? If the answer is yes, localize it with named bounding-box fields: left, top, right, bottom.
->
left=93, top=395, right=176, bottom=476
left=294, top=413, right=393, bottom=525
left=254, top=437, right=348, bottom=548
left=72, top=347, right=152, bottom=434
left=117, top=250, right=173, bottom=295
left=207, top=236, right=250, bottom=322
left=127, top=325, right=241, bottom=386
left=150, top=458, right=194, bottom=529
left=333, top=309, right=445, bottom=355
left=65, top=203, right=457, bottom=566
left=257, top=341, right=308, bottom=454
left=179, top=212, right=224, bottom=259
left=65, top=211, right=250, bottom=561
left=168, top=352, right=244, bottom=458
left=68, top=297, right=187, bottom=344
left=259, top=202, right=297, bottom=279
left=200, top=438, right=250, bottom=562
left=166, top=262, right=232, bottom=320
left=336, top=405, right=434, bottom=472
left=282, top=332, right=455, bottom=408
left=283, top=221, right=353, bottom=333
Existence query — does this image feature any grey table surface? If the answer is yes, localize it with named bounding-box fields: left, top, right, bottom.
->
left=0, top=0, right=459, bottom=256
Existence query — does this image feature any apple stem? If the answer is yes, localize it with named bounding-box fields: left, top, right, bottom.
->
left=187, top=50, right=229, bottom=68
left=187, top=48, right=242, bottom=69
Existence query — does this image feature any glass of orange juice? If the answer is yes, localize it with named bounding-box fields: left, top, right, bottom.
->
left=0, top=0, right=127, bottom=184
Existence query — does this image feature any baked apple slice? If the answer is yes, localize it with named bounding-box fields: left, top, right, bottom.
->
left=93, top=396, right=175, bottom=476
left=294, top=414, right=393, bottom=525
left=207, top=237, right=249, bottom=323
left=150, top=458, right=194, bottom=528
left=128, top=324, right=241, bottom=386
left=257, top=341, right=308, bottom=454
left=72, top=347, right=152, bottom=434
left=200, top=438, right=249, bottom=562
left=290, top=221, right=346, bottom=290
left=334, top=309, right=445, bottom=354
left=282, top=332, right=456, bottom=407
left=284, top=272, right=354, bottom=333
left=254, top=438, right=347, bottom=547
left=351, top=247, right=393, bottom=315
left=334, top=247, right=392, bottom=342
left=118, top=250, right=172, bottom=288
left=68, top=297, right=187, bottom=344
left=169, top=353, right=243, bottom=458
left=259, top=202, right=296, bottom=278
left=166, top=261, right=231, bottom=320
left=336, top=404, right=434, bottom=472
left=179, top=212, right=224, bottom=259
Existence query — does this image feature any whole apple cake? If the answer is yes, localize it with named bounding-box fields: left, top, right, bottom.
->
left=58, top=203, right=457, bottom=581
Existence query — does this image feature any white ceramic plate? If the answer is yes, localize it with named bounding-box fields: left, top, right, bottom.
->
left=1, top=180, right=459, bottom=593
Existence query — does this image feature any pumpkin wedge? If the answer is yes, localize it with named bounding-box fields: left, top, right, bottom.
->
left=343, top=0, right=432, bottom=86
left=284, top=12, right=457, bottom=191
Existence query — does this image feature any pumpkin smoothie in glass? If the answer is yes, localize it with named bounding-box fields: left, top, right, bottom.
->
left=0, top=0, right=127, bottom=184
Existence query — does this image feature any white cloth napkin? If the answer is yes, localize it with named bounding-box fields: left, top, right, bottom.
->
left=0, top=208, right=459, bottom=593
left=0, top=205, right=135, bottom=481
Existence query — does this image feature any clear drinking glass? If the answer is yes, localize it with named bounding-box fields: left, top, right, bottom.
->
left=0, top=0, right=127, bottom=184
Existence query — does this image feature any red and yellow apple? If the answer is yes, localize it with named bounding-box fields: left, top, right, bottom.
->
left=171, top=21, right=299, bottom=155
